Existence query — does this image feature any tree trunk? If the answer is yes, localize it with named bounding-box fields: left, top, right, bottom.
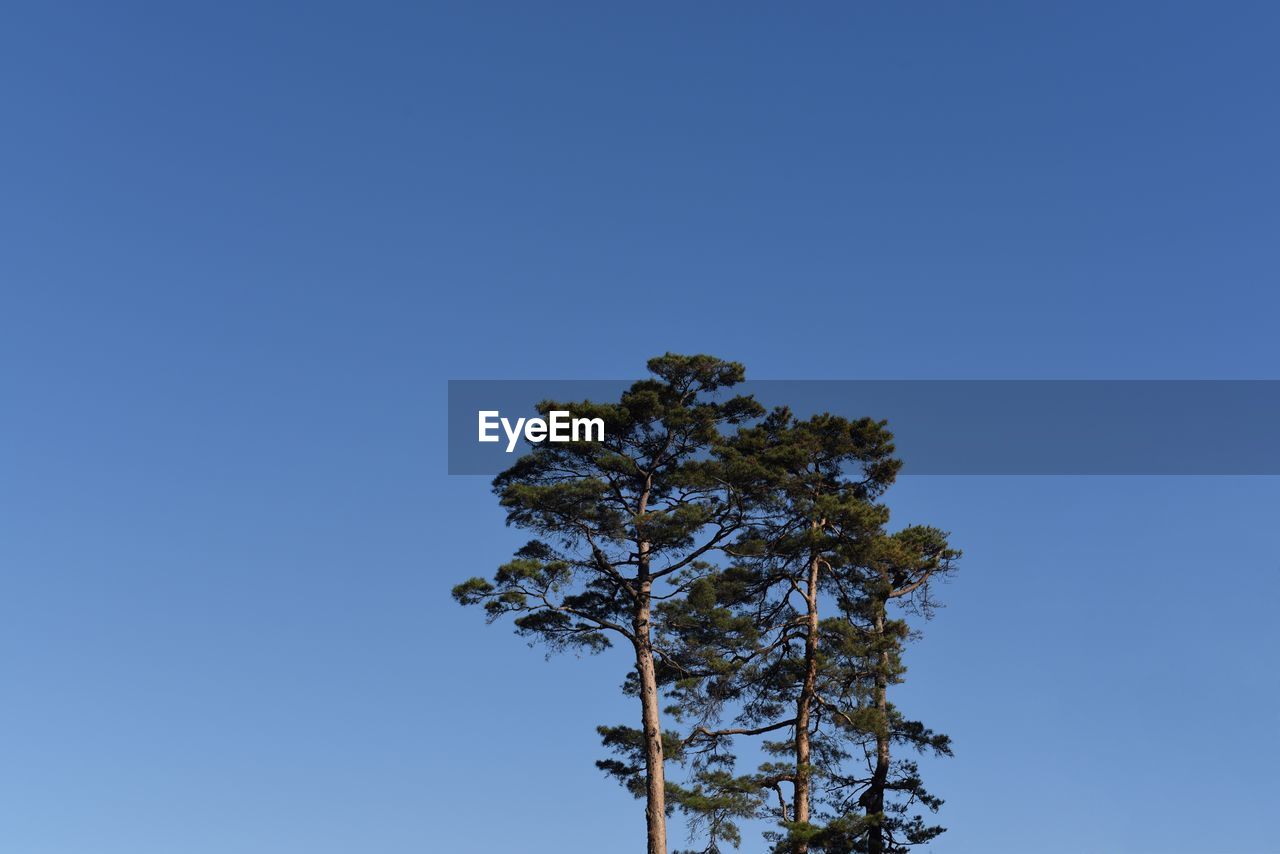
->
left=864, top=602, right=890, bottom=854
left=631, top=481, right=667, bottom=854
left=793, top=548, right=821, bottom=852
left=634, top=579, right=667, bottom=854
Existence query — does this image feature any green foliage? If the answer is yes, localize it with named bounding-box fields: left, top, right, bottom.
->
left=657, top=408, right=960, bottom=853
left=453, top=356, right=962, bottom=854
left=597, top=725, right=689, bottom=800
left=668, top=761, right=763, bottom=854
left=454, top=353, right=766, bottom=653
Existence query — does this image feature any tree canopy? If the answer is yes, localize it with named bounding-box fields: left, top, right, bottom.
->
left=454, top=355, right=960, bottom=854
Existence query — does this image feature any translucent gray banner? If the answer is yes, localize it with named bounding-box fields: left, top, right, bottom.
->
left=447, top=380, right=1280, bottom=475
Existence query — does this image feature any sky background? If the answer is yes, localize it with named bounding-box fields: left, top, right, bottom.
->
left=2, top=2, right=1279, bottom=852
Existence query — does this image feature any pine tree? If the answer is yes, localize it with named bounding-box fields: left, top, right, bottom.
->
left=453, top=354, right=764, bottom=854
left=658, top=410, right=958, bottom=854
left=846, top=526, right=958, bottom=854
left=454, top=366, right=960, bottom=854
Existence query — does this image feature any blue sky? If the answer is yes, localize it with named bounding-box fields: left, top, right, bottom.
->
left=2, top=3, right=1278, bottom=852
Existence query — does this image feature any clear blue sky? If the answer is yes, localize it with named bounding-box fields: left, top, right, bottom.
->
left=2, top=3, right=1278, bottom=852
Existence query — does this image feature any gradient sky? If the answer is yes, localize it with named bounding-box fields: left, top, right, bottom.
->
left=2, top=3, right=1279, bottom=853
